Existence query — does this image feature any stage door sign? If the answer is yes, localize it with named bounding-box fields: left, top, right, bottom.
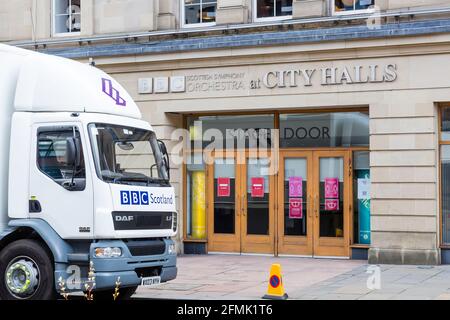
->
left=217, top=177, right=231, bottom=197
left=251, top=177, right=265, bottom=198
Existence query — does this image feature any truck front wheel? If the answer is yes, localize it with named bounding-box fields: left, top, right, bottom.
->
left=0, top=239, right=56, bottom=300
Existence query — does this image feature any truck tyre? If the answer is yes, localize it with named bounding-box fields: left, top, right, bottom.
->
left=0, top=239, right=56, bottom=300
left=93, top=286, right=138, bottom=300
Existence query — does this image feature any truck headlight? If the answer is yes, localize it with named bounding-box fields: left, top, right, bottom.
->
left=172, top=212, right=178, bottom=233
left=168, top=244, right=176, bottom=255
left=94, top=247, right=122, bottom=258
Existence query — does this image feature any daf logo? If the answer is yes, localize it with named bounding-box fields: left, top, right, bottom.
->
left=115, top=215, right=134, bottom=222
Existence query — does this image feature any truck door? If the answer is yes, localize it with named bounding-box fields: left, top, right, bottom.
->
left=29, top=124, right=94, bottom=238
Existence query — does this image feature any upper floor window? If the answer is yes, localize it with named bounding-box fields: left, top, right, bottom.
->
left=333, top=0, right=374, bottom=15
left=183, top=0, right=217, bottom=27
left=254, top=0, right=293, bottom=22
left=53, top=0, right=81, bottom=35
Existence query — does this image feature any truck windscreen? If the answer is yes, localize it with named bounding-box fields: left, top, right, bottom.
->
left=88, top=123, right=169, bottom=185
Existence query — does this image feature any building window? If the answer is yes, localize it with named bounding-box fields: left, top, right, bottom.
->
left=440, top=107, right=450, bottom=245
left=333, top=0, right=374, bottom=15
left=183, top=0, right=217, bottom=27
left=254, top=0, right=293, bottom=21
left=53, top=0, right=81, bottom=35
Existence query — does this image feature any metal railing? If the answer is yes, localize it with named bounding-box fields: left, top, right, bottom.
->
left=8, top=6, right=450, bottom=48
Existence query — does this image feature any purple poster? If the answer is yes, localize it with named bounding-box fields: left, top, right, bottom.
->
left=324, top=178, right=339, bottom=199
left=325, top=199, right=339, bottom=211
left=289, top=198, right=303, bottom=219
left=289, top=177, right=303, bottom=198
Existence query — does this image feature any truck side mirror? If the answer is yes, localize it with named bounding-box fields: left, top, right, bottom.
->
left=66, top=137, right=81, bottom=167
left=157, top=139, right=170, bottom=181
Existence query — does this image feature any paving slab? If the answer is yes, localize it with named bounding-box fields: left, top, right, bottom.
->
left=133, top=254, right=450, bottom=300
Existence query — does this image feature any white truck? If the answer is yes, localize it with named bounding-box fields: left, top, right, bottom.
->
left=0, top=44, right=177, bottom=300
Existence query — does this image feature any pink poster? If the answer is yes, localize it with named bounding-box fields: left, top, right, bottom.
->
left=217, top=177, right=231, bottom=197
left=289, top=198, right=303, bottom=219
left=251, top=177, right=265, bottom=198
left=325, top=199, right=339, bottom=211
left=325, top=178, right=339, bottom=199
left=289, top=177, right=303, bottom=198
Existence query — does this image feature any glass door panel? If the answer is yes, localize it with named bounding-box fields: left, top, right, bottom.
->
left=246, top=158, right=270, bottom=235
left=213, top=158, right=236, bottom=234
left=318, top=157, right=344, bottom=238
left=284, top=158, right=308, bottom=236
left=207, top=154, right=241, bottom=253
left=241, top=155, right=275, bottom=254
left=277, top=151, right=313, bottom=256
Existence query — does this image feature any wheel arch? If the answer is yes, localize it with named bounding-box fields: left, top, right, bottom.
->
left=0, top=219, right=72, bottom=263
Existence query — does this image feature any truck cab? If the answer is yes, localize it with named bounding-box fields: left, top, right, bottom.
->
left=0, top=44, right=177, bottom=300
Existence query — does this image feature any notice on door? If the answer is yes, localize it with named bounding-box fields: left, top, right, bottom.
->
left=289, top=198, right=303, bottom=219
left=324, top=178, right=339, bottom=198
left=289, top=176, right=303, bottom=198
left=251, top=177, right=265, bottom=198
left=217, top=177, right=231, bottom=197
left=325, top=199, right=339, bottom=211
left=357, top=178, right=370, bottom=200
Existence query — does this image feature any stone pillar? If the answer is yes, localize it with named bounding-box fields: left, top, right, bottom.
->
left=368, top=99, right=439, bottom=265
left=216, top=0, right=249, bottom=25
left=158, top=0, right=176, bottom=30
left=94, top=0, right=157, bottom=35
left=0, top=0, right=34, bottom=41
left=293, top=0, right=326, bottom=19
left=81, top=0, right=94, bottom=36
left=32, top=0, right=51, bottom=40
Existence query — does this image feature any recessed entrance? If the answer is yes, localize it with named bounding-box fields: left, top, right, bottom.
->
left=185, top=111, right=370, bottom=258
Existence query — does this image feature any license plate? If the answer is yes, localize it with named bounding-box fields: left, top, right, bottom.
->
left=141, top=276, right=161, bottom=287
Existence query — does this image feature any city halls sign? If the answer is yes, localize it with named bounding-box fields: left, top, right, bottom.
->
left=139, top=63, right=398, bottom=94
left=251, top=64, right=398, bottom=90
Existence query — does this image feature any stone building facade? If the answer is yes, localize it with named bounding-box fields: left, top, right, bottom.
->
left=3, top=0, right=450, bottom=264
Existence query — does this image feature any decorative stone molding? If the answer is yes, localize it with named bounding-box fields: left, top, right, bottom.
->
left=293, top=0, right=326, bottom=19
left=216, top=0, right=249, bottom=25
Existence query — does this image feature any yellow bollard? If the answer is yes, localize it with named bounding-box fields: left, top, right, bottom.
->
left=262, top=263, right=288, bottom=300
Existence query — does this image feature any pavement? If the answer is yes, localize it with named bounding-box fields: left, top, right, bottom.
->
left=134, top=254, right=450, bottom=300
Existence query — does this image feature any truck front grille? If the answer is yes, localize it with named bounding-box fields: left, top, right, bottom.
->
left=112, top=211, right=172, bottom=230
left=125, top=240, right=166, bottom=256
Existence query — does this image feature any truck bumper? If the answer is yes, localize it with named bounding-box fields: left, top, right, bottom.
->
left=55, top=238, right=177, bottom=291
left=94, top=265, right=177, bottom=289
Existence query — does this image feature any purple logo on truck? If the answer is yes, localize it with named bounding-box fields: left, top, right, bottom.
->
left=102, top=78, right=126, bottom=106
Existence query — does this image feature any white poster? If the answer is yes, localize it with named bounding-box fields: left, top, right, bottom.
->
left=357, top=178, right=371, bottom=200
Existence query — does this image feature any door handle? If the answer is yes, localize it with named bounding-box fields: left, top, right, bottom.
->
left=242, top=195, right=247, bottom=216
left=315, top=195, right=319, bottom=218
left=308, top=194, right=312, bottom=218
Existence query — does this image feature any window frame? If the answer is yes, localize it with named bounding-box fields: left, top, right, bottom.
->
left=36, top=125, right=86, bottom=191
left=331, top=0, right=375, bottom=16
left=253, top=0, right=293, bottom=23
left=52, top=0, right=82, bottom=37
left=181, top=0, right=218, bottom=29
